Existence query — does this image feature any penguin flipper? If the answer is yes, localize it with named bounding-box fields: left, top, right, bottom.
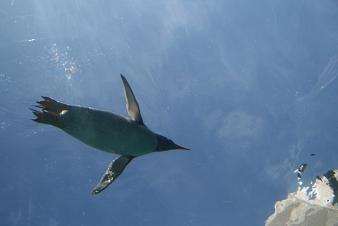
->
left=92, top=155, right=134, bottom=195
left=120, top=74, right=144, bottom=125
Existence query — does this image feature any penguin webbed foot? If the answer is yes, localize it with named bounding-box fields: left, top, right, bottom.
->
left=92, top=155, right=134, bottom=195
left=35, top=96, right=68, bottom=114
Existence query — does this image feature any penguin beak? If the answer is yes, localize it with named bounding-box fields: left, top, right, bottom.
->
left=155, top=134, right=190, bottom=151
left=173, top=143, right=190, bottom=151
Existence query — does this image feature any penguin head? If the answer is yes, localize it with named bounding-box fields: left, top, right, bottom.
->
left=155, top=134, right=190, bottom=151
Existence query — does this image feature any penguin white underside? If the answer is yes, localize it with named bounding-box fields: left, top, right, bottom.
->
left=32, top=74, right=189, bottom=195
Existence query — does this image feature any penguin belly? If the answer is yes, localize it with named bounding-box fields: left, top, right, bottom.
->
left=59, top=106, right=157, bottom=156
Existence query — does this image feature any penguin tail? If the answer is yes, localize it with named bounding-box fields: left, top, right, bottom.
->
left=31, top=96, right=68, bottom=127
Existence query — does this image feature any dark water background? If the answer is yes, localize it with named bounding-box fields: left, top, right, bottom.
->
left=1, top=0, right=338, bottom=225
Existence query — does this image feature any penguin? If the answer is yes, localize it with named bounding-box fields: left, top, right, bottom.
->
left=294, top=163, right=307, bottom=180
left=31, top=74, right=189, bottom=195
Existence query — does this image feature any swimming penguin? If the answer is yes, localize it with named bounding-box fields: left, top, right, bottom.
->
left=31, top=74, right=189, bottom=195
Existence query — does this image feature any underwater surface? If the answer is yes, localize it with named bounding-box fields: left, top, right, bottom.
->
left=1, top=0, right=338, bottom=225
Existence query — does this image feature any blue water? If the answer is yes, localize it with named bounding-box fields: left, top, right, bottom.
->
left=1, top=1, right=338, bottom=225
